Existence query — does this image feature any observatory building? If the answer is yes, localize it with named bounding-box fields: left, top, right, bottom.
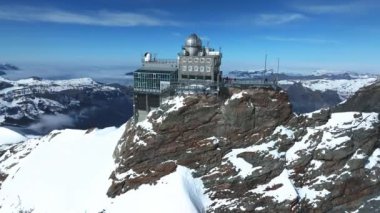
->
left=178, top=33, right=222, bottom=82
left=133, top=33, right=222, bottom=121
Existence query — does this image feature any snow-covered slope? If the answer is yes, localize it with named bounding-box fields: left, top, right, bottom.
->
left=0, top=123, right=210, bottom=213
left=0, top=127, right=26, bottom=145
left=279, top=76, right=377, bottom=100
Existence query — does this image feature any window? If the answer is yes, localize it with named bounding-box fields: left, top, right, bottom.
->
left=194, top=58, right=199, bottom=63
left=182, top=58, right=187, bottom=63
left=188, top=58, right=193, bottom=63
left=188, top=66, right=193, bottom=72
left=200, top=58, right=205, bottom=63
left=182, top=66, right=187, bottom=71
left=206, top=66, right=211, bottom=72
left=205, top=76, right=212, bottom=80
left=194, top=66, right=198, bottom=72
left=206, top=58, right=211, bottom=64
left=200, top=66, right=204, bottom=72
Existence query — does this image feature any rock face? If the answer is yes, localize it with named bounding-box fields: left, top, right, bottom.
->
left=108, top=86, right=380, bottom=212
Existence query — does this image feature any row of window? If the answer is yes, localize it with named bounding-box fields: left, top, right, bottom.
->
left=181, top=65, right=211, bottom=72
left=182, top=75, right=212, bottom=80
left=134, top=73, right=175, bottom=80
left=181, top=57, right=212, bottom=64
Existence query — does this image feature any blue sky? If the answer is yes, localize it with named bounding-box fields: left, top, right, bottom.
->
left=0, top=0, right=379, bottom=73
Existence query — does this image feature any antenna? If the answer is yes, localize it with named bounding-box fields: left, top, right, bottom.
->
left=264, top=54, right=267, bottom=72
left=276, top=58, right=280, bottom=85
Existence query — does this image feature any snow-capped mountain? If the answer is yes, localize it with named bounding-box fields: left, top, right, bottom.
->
left=279, top=75, right=377, bottom=100
left=0, top=64, right=18, bottom=72
left=1, top=84, right=379, bottom=212
left=0, top=77, right=133, bottom=134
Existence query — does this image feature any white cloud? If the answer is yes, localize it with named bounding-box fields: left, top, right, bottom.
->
left=265, top=36, right=339, bottom=44
left=0, top=5, right=179, bottom=27
left=254, top=13, right=306, bottom=25
left=295, top=1, right=379, bottom=14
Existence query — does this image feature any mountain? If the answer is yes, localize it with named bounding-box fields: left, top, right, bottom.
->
left=0, top=77, right=133, bottom=134
left=1, top=84, right=379, bottom=212
left=0, top=64, right=19, bottom=72
left=334, top=80, right=380, bottom=114
left=227, top=71, right=377, bottom=114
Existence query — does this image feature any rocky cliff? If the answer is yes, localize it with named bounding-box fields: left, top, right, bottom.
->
left=107, top=86, right=380, bottom=212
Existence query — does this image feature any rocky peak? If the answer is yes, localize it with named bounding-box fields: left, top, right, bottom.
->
left=108, top=88, right=292, bottom=196
left=107, top=85, right=380, bottom=212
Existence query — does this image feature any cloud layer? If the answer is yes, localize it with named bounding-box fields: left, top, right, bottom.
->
left=0, top=5, right=179, bottom=27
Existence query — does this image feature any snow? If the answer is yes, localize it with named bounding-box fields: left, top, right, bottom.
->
left=0, top=127, right=27, bottom=145
left=0, top=124, right=212, bottom=213
left=166, top=96, right=185, bottom=113
left=105, top=166, right=211, bottom=213
left=250, top=169, right=298, bottom=203
left=0, top=125, right=125, bottom=213
left=224, top=91, right=247, bottom=105
left=318, top=112, right=378, bottom=131
left=286, top=128, right=317, bottom=163
left=273, top=125, right=295, bottom=139
left=297, top=187, right=330, bottom=207
left=224, top=139, right=282, bottom=178
left=365, top=148, right=380, bottom=169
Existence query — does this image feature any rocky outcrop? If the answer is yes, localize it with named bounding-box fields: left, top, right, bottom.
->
left=107, top=86, right=380, bottom=212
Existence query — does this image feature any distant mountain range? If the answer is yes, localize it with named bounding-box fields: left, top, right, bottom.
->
left=0, top=77, right=133, bottom=134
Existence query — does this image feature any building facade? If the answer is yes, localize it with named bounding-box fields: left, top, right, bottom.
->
left=178, top=34, right=222, bottom=82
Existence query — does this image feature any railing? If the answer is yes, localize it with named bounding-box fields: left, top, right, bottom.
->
left=133, top=78, right=280, bottom=95
left=142, top=59, right=178, bottom=65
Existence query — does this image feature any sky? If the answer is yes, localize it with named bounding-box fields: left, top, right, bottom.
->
left=0, top=0, right=380, bottom=74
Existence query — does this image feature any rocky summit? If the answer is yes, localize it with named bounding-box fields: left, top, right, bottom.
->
left=107, top=86, right=380, bottom=212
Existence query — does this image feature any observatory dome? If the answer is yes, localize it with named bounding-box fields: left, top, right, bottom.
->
left=185, top=33, right=202, bottom=47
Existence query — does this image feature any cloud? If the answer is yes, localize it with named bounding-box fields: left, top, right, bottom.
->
left=265, top=36, right=339, bottom=44
left=0, top=5, right=179, bottom=27
left=254, top=13, right=306, bottom=25
left=295, top=1, right=379, bottom=14
left=28, top=113, right=75, bottom=134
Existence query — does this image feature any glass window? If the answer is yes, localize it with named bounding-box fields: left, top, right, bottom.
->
left=206, top=66, right=211, bottom=72
left=200, top=58, right=205, bottom=63
left=188, top=66, right=193, bottom=72
left=206, top=58, right=211, bottom=64
left=194, top=66, right=198, bottom=72
left=182, top=58, right=187, bottom=63
left=182, top=66, right=187, bottom=71
left=194, top=58, right=199, bottom=63
left=200, top=66, right=204, bottom=72
left=188, top=58, right=193, bottom=63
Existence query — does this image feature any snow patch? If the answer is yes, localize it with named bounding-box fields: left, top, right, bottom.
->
left=250, top=169, right=298, bottom=203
